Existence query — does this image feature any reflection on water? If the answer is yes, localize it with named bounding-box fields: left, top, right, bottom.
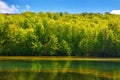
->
left=0, top=60, right=120, bottom=80
left=1, top=72, right=118, bottom=80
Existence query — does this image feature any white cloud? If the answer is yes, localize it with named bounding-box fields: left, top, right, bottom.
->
left=0, top=0, right=19, bottom=13
left=110, top=10, right=120, bottom=15
left=26, top=5, right=31, bottom=11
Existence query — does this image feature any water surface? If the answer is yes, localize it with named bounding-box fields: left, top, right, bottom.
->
left=0, top=57, right=120, bottom=80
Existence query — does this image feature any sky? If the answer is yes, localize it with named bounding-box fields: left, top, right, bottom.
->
left=0, top=0, right=120, bottom=14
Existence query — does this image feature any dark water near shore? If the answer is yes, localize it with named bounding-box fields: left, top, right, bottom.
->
left=0, top=59, right=120, bottom=80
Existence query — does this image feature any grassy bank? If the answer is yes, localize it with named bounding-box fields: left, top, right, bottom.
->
left=0, top=56, right=120, bottom=61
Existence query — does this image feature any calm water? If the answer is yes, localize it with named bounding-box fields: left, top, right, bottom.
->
left=0, top=58, right=120, bottom=80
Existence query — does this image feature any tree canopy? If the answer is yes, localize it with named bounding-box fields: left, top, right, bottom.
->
left=0, top=12, right=120, bottom=57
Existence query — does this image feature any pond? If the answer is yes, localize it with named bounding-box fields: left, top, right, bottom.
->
left=0, top=57, right=120, bottom=80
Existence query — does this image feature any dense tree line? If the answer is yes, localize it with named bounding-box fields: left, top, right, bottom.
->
left=0, top=12, right=120, bottom=57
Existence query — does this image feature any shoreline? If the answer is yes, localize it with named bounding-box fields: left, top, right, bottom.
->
left=0, top=56, right=120, bottom=61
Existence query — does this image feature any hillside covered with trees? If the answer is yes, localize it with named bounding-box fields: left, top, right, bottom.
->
left=0, top=12, right=120, bottom=57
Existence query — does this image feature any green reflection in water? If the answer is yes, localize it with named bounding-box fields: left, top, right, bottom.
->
left=0, top=60, right=120, bottom=80
left=1, top=72, right=120, bottom=80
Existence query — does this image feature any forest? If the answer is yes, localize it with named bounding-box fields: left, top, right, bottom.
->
left=0, top=12, right=120, bottom=57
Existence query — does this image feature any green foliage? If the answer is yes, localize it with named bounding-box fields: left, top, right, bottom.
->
left=0, top=12, right=120, bottom=57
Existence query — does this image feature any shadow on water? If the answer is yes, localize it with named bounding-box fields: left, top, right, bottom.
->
left=0, top=72, right=119, bottom=80
left=0, top=59, right=120, bottom=80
